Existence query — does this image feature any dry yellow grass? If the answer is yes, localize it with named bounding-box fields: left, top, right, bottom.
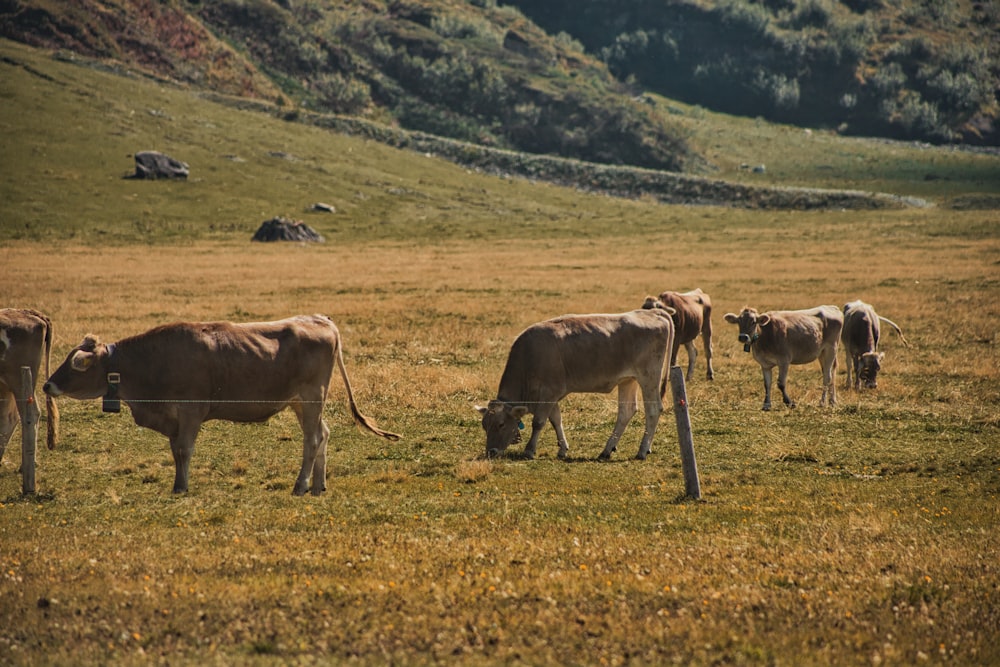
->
left=1, top=37, right=998, bottom=666
left=2, top=203, right=998, bottom=666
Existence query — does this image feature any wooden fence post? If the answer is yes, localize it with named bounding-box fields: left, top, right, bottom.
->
left=669, top=366, right=701, bottom=500
left=21, top=366, right=37, bottom=495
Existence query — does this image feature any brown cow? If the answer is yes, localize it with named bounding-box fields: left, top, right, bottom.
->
left=842, top=300, right=908, bottom=390
left=1, top=308, right=58, bottom=464
left=477, top=307, right=675, bottom=461
left=724, top=306, right=843, bottom=410
left=642, top=288, right=715, bottom=381
left=43, top=315, right=399, bottom=495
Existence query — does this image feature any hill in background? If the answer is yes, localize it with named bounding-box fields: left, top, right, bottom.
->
left=506, top=0, right=999, bottom=146
left=1, top=0, right=997, bottom=177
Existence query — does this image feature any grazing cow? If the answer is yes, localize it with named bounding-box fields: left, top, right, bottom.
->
left=43, top=315, right=399, bottom=495
left=1, top=309, right=59, bottom=464
left=724, top=306, right=843, bottom=410
left=642, top=288, right=715, bottom=381
left=477, top=307, right=675, bottom=461
left=841, top=300, right=908, bottom=390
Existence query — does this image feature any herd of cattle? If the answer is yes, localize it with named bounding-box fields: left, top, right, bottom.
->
left=1, top=294, right=906, bottom=495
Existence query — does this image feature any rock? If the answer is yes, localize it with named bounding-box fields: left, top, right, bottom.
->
left=251, top=217, right=324, bottom=243
left=127, top=151, right=189, bottom=179
left=310, top=202, right=336, bottom=213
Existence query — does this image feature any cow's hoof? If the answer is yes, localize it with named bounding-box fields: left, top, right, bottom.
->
left=635, top=452, right=648, bottom=461
left=761, top=404, right=772, bottom=411
left=597, top=453, right=612, bottom=462
left=291, top=486, right=307, bottom=496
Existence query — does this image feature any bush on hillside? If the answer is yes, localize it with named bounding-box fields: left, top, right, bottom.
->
left=505, top=0, right=999, bottom=145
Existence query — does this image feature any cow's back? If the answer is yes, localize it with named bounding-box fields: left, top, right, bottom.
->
left=0, top=309, right=50, bottom=385
left=118, top=315, right=338, bottom=405
left=656, top=291, right=706, bottom=345
left=758, top=306, right=842, bottom=364
left=500, top=310, right=673, bottom=400
left=842, top=301, right=879, bottom=355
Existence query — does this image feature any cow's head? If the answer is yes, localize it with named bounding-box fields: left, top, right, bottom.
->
left=43, top=335, right=112, bottom=399
left=858, top=351, right=884, bottom=388
left=724, top=308, right=766, bottom=352
left=476, top=400, right=527, bottom=458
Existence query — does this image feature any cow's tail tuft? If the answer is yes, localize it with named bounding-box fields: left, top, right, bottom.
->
left=333, top=336, right=401, bottom=442
left=42, top=313, right=58, bottom=450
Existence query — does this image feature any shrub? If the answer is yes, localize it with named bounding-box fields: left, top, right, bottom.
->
left=789, top=0, right=834, bottom=29
left=915, top=43, right=994, bottom=116
left=717, top=0, right=772, bottom=37
left=430, top=14, right=502, bottom=45
left=841, top=0, right=884, bottom=11
left=314, top=72, right=371, bottom=114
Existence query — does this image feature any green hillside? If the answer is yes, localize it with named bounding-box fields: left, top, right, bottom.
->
left=0, top=0, right=694, bottom=171
left=506, top=0, right=1000, bottom=146
left=3, top=0, right=996, bottom=180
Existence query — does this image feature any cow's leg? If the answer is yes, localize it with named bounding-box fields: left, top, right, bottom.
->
left=684, top=341, right=697, bottom=383
left=548, top=403, right=570, bottom=459
left=635, top=379, right=663, bottom=461
left=844, top=352, right=854, bottom=389
left=702, top=322, right=715, bottom=381
left=0, top=389, right=17, bottom=463
left=168, top=418, right=202, bottom=494
left=820, top=349, right=838, bottom=407
left=291, top=397, right=328, bottom=496
left=760, top=366, right=774, bottom=411
left=310, top=420, right=331, bottom=495
left=776, top=363, right=795, bottom=408
left=523, top=404, right=553, bottom=460
left=599, top=380, right=638, bottom=461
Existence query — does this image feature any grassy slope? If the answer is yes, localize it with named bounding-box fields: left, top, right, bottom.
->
left=1, top=39, right=999, bottom=666
left=2, top=38, right=998, bottom=247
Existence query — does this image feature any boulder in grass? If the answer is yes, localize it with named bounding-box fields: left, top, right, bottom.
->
left=127, top=151, right=189, bottom=180
left=252, top=217, right=325, bottom=243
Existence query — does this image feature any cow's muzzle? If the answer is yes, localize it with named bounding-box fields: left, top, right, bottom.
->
left=738, top=333, right=757, bottom=352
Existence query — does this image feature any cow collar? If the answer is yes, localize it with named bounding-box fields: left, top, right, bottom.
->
left=102, top=343, right=122, bottom=413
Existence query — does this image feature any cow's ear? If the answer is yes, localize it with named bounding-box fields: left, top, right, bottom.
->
left=475, top=404, right=489, bottom=416
left=758, top=314, right=772, bottom=327
left=510, top=405, right=529, bottom=419
left=877, top=352, right=885, bottom=362
left=70, top=350, right=94, bottom=372
left=723, top=313, right=739, bottom=324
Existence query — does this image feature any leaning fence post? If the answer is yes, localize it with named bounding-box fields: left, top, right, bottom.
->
left=669, top=366, right=701, bottom=500
left=21, top=366, right=37, bottom=496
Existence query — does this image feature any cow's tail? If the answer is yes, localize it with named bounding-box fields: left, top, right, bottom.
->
left=41, top=312, right=58, bottom=450
left=878, top=316, right=909, bottom=347
left=660, top=318, right=676, bottom=400
left=333, top=336, right=401, bottom=442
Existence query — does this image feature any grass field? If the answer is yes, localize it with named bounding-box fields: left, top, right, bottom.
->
left=1, top=39, right=999, bottom=665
